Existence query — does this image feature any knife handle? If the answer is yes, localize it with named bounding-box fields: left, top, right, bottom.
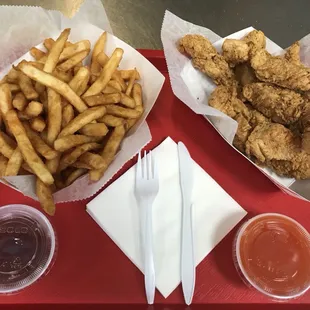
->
left=181, top=203, right=195, bottom=305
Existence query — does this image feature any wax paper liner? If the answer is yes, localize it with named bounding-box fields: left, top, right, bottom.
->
left=0, top=23, right=165, bottom=203
left=161, top=10, right=310, bottom=201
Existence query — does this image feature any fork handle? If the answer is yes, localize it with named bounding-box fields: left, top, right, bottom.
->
left=143, top=200, right=155, bottom=304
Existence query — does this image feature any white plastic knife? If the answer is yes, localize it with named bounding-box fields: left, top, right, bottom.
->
left=178, top=141, right=195, bottom=305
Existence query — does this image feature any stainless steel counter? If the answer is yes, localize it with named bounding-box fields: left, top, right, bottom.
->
left=102, top=0, right=310, bottom=49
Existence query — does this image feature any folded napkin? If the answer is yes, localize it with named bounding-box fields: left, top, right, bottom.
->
left=87, top=137, right=247, bottom=298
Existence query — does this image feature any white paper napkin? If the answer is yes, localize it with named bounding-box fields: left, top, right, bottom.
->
left=86, top=137, right=247, bottom=298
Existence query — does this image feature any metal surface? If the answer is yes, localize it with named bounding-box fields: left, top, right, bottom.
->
left=102, top=0, right=310, bottom=49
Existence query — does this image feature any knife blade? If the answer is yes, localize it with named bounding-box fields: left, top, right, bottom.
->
left=178, top=141, right=195, bottom=305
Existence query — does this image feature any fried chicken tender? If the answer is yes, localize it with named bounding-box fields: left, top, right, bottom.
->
left=285, top=41, right=301, bottom=65
left=178, top=34, right=236, bottom=86
left=251, top=49, right=310, bottom=91
left=222, top=39, right=249, bottom=66
left=178, top=34, right=216, bottom=59
left=243, top=82, right=304, bottom=124
left=209, top=85, right=268, bottom=151
left=243, top=30, right=266, bottom=56
left=246, top=122, right=310, bottom=179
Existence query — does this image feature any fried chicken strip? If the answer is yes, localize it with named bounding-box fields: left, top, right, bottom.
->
left=243, top=30, right=266, bottom=56
left=285, top=41, right=301, bottom=65
left=251, top=49, right=310, bottom=91
left=222, top=39, right=249, bottom=66
left=246, top=122, right=310, bottom=179
left=243, top=82, right=304, bottom=124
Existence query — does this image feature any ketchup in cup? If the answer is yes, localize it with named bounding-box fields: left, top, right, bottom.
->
left=234, top=213, right=310, bottom=300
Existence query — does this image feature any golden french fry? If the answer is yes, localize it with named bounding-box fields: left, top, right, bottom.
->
left=96, top=52, right=109, bottom=67
left=89, top=125, right=125, bottom=181
left=69, top=67, right=90, bottom=95
left=59, top=142, right=101, bottom=171
left=58, top=106, right=106, bottom=138
left=44, top=29, right=70, bottom=74
left=65, top=168, right=87, bottom=187
left=72, top=161, right=92, bottom=169
left=105, top=105, right=141, bottom=119
left=18, top=62, right=88, bottom=113
left=102, top=85, right=120, bottom=94
left=59, top=40, right=91, bottom=62
left=125, top=69, right=136, bottom=96
left=47, top=89, right=62, bottom=145
left=18, top=72, right=39, bottom=100
left=120, top=93, right=136, bottom=108
left=5, top=147, right=23, bottom=176
left=0, top=154, right=8, bottom=176
left=0, top=132, right=15, bottom=158
left=5, top=110, right=54, bottom=184
left=120, top=69, right=141, bottom=81
left=39, top=90, right=48, bottom=113
left=7, top=68, right=19, bottom=82
left=28, top=62, right=44, bottom=70
left=91, top=32, right=107, bottom=77
left=0, top=84, right=13, bottom=115
left=62, top=104, right=74, bottom=128
left=24, top=100, right=43, bottom=118
left=83, top=48, right=124, bottom=97
left=44, top=38, right=55, bottom=51
left=53, top=69, right=73, bottom=83
left=30, top=116, right=46, bottom=132
left=80, top=123, right=109, bottom=137
left=17, top=111, right=30, bottom=121
left=57, top=50, right=89, bottom=72
left=133, top=83, right=143, bottom=108
left=97, top=114, right=125, bottom=127
left=79, top=152, right=106, bottom=169
left=54, top=134, right=100, bottom=152
left=7, top=83, right=20, bottom=93
left=36, top=178, right=55, bottom=216
left=84, top=93, right=121, bottom=107
left=107, top=80, right=122, bottom=92
left=112, top=71, right=127, bottom=91
left=30, top=47, right=46, bottom=60
left=12, top=92, right=28, bottom=111
left=46, top=155, right=60, bottom=174
left=23, top=123, right=59, bottom=160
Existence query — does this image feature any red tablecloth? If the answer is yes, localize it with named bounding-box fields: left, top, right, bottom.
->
left=1, top=50, right=310, bottom=310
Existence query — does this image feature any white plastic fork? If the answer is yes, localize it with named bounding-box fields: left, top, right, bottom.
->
left=135, top=150, right=159, bottom=304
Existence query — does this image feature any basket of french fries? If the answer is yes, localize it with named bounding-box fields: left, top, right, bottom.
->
left=0, top=23, right=165, bottom=215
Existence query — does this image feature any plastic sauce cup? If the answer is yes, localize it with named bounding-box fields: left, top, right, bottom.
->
left=234, top=213, right=310, bottom=300
left=0, top=204, right=56, bottom=294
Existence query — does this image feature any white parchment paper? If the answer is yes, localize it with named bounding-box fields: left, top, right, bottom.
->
left=161, top=10, right=310, bottom=201
left=0, top=23, right=165, bottom=202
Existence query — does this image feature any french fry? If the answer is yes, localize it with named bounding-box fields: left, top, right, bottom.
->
left=62, top=104, right=74, bottom=128
left=23, top=123, right=59, bottom=160
left=58, top=106, right=106, bottom=138
left=72, top=161, right=92, bottom=169
left=57, top=50, right=89, bottom=72
left=120, top=93, right=136, bottom=108
left=30, top=116, right=46, bottom=132
left=125, top=69, right=136, bottom=96
left=79, top=152, right=106, bottom=169
left=97, top=114, right=125, bottom=127
left=102, top=85, right=120, bottom=94
left=91, top=32, right=107, bottom=77
left=17, top=111, right=30, bottom=121
left=18, top=72, right=39, bottom=100
left=46, top=155, right=60, bottom=175
left=53, top=69, right=73, bottom=83
left=44, top=38, right=55, bottom=51
left=89, top=125, right=125, bottom=181
left=59, top=40, right=91, bottom=62
left=7, top=83, right=20, bottom=93
left=0, top=132, right=14, bottom=158
left=107, top=80, right=122, bottom=92
left=30, top=47, right=46, bottom=60
left=105, top=105, right=141, bottom=119
left=24, top=101, right=43, bottom=117
left=112, top=71, right=127, bottom=91
left=12, top=92, right=28, bottom=111
left=36, top=178, right=55, bottom=216
left=54, top=135, right=100, bottom=152
left=0, top=84, right=13, bottom=115
left=58, top=142, right=101, bottom=171
left=47, top=89, right=62, bottom=145
left=96, top=52, right=109, bottom=67
left=5, top=147, right=23, bottom=176
left=120, top=69, right=141, bottom=81
left=5, top=110, right=54, bottom=185
left=83, top=48, right=124, bottom=97
left=0, top=154, right=8, bottom=175
left=69, top=67, right=90, bottom=95
left=80, top=123, right=109, bottom=137
left=18, top=62, right=88, bottom=112
left=84, top=93, right=121, bottom=106
left=7, top=68, right=19, bottom=82
left=65, top=168, right=87, bottom=187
